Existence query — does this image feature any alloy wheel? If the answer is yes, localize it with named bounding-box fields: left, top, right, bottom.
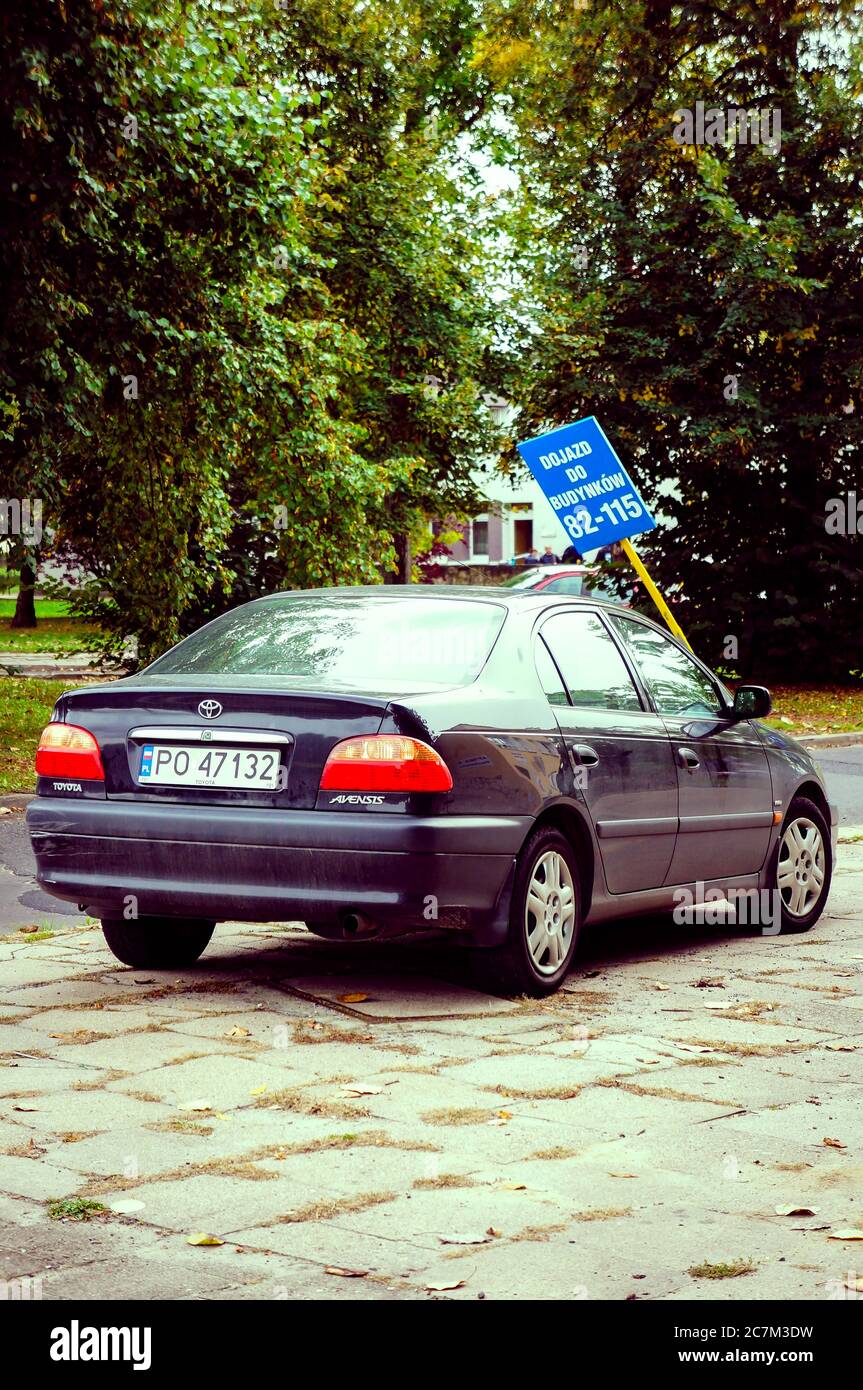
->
left=524, top=849, right=576, bottom=974
left=777, top=816, right=826, bottom=919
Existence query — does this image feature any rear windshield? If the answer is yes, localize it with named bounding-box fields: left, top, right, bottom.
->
left=143, top=594, right=506, bottom=690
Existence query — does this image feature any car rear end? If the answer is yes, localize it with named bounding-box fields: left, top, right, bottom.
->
left=26, top=590, right=525, bottom=942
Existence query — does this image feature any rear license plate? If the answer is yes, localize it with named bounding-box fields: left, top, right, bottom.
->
left=139, top=744, right=281, bottom=790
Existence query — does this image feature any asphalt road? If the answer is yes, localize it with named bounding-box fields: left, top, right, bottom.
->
left=1, top=743, right=862, bottom=937
left=814, top=744, right=863, bottom=824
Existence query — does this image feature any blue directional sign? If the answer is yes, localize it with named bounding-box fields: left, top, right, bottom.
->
left=516, top=416, right=656, bottom=550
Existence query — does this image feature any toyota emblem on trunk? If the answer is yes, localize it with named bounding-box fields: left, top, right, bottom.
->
left=198, top=700, right=222, bottom=720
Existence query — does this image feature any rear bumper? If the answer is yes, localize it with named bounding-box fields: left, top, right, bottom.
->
left=26, top=798, right=527, bottom=944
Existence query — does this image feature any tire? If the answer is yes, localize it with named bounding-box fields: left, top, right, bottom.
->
left=769, top=796, right=832, bottom=934
left=474, top=826, right=581, bottom=997
left=101, top=916, right=215, bottom=968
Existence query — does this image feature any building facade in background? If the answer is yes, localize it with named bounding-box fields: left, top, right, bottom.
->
left=434, top=398, right=584, bottom=568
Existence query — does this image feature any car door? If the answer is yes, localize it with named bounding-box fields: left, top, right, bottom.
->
left=609, top=614, right=774, bottom=883
left=537, top=608, right=678, bottom=893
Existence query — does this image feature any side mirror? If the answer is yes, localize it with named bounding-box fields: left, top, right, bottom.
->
left=731, top=684, right=772, bottom=721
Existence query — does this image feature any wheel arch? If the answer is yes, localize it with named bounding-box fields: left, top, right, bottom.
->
left=525, top=801, right=596, bottom=914
left=790, top=779, right=830, bottom=824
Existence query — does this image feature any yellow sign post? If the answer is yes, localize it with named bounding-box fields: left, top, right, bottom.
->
left=619, top=537, right=692, bottom=650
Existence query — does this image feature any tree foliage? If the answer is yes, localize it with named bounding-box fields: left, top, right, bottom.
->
left=488, top=0, right=863, bottom=677
left=1, top=0, right=502, bottom=659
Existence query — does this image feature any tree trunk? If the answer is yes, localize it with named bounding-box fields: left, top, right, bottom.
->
left=10, top=557, right=37, bottom=628
left=394, top=532, right=411, bottom=583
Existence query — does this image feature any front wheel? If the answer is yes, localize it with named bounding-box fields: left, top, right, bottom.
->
left=474, top=827, right=581, bottom=997
left=101, top=916, right=215, bottom=968
left=770, top=796, right=832, bottom=934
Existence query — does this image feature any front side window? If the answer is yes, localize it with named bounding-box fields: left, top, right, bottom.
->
left=540, top=611, right=642, bottom=712
left=612, top=616, right=723, bottom=717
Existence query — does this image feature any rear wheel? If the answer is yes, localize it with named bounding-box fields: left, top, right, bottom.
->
left=475, top=827, right=581, bottom=997
left=100, top=916, right=215, bottom=968
left=770, top=796, right=832, bottom=934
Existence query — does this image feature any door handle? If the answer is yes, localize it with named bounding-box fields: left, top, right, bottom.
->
left=571, top=743, right=600, bottom=767
left=678, top=746, right=700, bottom=770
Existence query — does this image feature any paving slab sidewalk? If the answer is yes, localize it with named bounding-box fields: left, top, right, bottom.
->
left=1, top=850, right=862, bottom=1301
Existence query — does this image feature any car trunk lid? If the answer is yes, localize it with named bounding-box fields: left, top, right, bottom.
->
left=54, top=679, right=390, bottom=809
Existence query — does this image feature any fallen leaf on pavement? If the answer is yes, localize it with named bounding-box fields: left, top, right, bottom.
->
left=187, top=1233, right=224, bottom=1246
left=825, top=1042, right=856, bottom=1052
left=609, top=1173, right=638, bottom=1179
left=341, top=1084, right=383, bottom=1097
left=828, top=1229, right=863, bottom=1241
left=11, top=1105, right=38, bottom=1112
left=178, top=1101, right=211, bottom=1112
left=338, top=993, right=369, bottom=1004
left=653, top=983, right=670, bottom=992
left=226, top=1026, right=250, bottom=1039
left=486, top=1226, right=502, bottom=1237
left=426, top=1278, right=465, bottom=1291
left=823, top=1137, right=847, bottom=1149
left=498, top=1182, right=526, bottom=1191
left=775, top=1204, right=818, bottom=1217
left=844, top=1277, right=863, bottom=1292
left=325, top=1266, right=368, bottom=1278
left=249, top=1084, right=268, bottom=1096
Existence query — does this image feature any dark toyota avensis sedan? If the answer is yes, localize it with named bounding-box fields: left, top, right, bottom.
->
left=27, top=588, right=837, bottom=996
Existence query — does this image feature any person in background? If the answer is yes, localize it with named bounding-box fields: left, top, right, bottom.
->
left=524, top=548, right=541, bottom=566
left=560, top=543, right=583, bottom=563
left=594, top=540, right=624, bottom=565
left=539, top=545, right=559, bottom=564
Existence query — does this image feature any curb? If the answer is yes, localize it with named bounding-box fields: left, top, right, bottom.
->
left=0, top=793, right=32, bottom=811
left=798, top=732, right=863, bottom=748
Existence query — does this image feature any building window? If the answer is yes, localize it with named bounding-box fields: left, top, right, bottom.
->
left=471, top=517, right=489, bottom=557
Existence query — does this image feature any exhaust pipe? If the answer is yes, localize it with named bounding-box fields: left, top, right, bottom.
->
left=341, top=910, right=379, bottom=939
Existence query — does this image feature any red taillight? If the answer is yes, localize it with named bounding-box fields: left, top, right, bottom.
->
left=35, top=723, right=105, bottom=781
left=320, top=735, right=453, bottom=793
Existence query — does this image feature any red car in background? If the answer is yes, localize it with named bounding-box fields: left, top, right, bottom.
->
left=503, top=564, right=634, bottom=603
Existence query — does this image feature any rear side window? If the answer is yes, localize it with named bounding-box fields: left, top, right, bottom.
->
left=535, top=638, right=569, bottom=706
left=540, top=611, right=642, bottom=712
left=144, top=595, right=506, bottom=691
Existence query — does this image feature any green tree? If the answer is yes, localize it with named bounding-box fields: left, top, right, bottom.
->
left=269, top=0, right=506, bottom=579
left=2, top=1, right=400, bottom=662
left=490, top=0, right=863, bottom=677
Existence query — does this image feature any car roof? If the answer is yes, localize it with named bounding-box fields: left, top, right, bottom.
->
left=258, top=583, right=632, bottom=616
left=511, top=565, right=591, bottom=576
